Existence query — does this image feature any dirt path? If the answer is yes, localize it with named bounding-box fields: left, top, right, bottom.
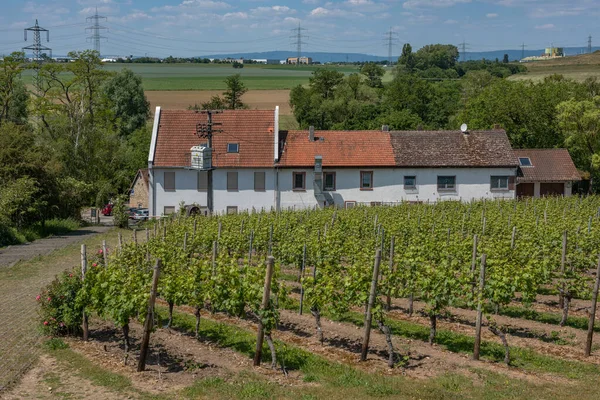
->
left=0, top=228, right=118, bottom=392
left=0, top=226, right=111, bottom=268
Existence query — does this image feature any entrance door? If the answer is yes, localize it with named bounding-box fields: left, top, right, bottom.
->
left=516, top=183, right=534, bottom=197
left=540, top=182, right=565, bottom=197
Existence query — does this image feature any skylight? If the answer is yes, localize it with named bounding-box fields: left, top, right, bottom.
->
left=519, top=157, right=532, bottom=167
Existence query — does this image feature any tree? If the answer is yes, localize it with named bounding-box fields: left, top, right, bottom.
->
left=502, top=54, right=509, bottom=64
left=232, top=61, right=244, bottom=69
left=223, top=74, right=248, bottom=110
left=360, top=63, right=384, bottom=88
left=308, top=69, right=344, bottom=99
left=0, top=52, right=28, bottom=126
left=102, top=68, right=150, bottom=137
left=557, top=97, right=600, bottom=192
left=414, top=44, right=459, bottom=70
left=398, top=43, right=416, bottom=72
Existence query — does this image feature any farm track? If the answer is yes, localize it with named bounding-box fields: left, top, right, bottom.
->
left=0, top=227, right=117, bottom=392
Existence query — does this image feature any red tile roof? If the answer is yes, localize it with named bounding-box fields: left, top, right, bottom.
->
left=153, top=109, right=275, bottom=168
left=390, top=130, right=518, bottom=167
left=278, top=130, right=396, bottom=167
left=513, top=149, right=580, bottom=182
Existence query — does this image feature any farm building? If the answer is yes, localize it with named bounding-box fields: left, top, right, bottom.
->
left=513, top=149, right=580, bottom=197
left=129, top=169, right=149, bottom=208
left=147, top=107, right=579, bottom=217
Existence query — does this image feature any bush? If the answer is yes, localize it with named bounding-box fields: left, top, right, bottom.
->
left=37, top=269, right=83, bottom=336
left=112, top=195, right=129, bottom=229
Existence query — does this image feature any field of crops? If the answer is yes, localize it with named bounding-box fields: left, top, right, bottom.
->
left=33, top=196, right=600, bottom=399
left=21, top=63, right=369, bottom=91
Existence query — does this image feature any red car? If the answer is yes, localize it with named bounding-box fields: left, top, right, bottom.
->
left=102, top=204, right=113, bottom=216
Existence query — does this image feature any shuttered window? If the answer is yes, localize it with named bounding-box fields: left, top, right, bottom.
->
left=197, top=171, right=208, bottom=191
left=254, top=172, right=266, bottom=191
left=227, top=172, right=238, bottom=191
left=164, top=172, right=175, bottom=191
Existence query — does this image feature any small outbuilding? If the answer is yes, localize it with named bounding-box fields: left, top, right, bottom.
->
left=513, top=149, right=580, bottom=197
left=129, top=169, right=149, bottom=208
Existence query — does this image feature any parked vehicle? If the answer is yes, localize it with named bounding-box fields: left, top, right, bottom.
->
left=133, top=209, right=149, bottom=221
left=101, top=204, right=113, bottom=216
left=128, top=207, right=138, bottom=219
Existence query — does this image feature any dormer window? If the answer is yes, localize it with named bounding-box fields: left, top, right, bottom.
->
left=227, top=143, right=239, bottom=153
left=519, top=157, right=532, bottom=167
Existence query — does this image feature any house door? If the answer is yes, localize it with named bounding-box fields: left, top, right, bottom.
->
left=540, top=182, right=564, bottom=197
left=516, top=183, right=534, bottom=197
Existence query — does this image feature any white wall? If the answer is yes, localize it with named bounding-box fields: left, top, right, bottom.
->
left=279, top=167, right=517, bottom=209
left=152, top=168, right=208, bottom=216
left=213, top=169, right=276, bottom=214
left=150, top=168, right=276, bottom=216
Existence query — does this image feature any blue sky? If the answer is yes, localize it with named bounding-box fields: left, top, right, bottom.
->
left=1, top=0, right=598, bottom=57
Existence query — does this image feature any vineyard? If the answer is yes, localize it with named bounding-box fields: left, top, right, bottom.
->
left=32, top=196, right=600, bottom=398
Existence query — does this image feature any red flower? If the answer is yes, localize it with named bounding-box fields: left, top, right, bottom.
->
left=43, top=321, right=49, bottom=326
left=92, top=263, right=98, bottom=267
left=98, top=249, right=103, bottom=255
left=36, top=295, right=41, bottom=301
left=47, top=297, right=51, bottom=302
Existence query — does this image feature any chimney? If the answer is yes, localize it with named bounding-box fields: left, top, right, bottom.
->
left=309, top=125, right=315, bottom=141
left=382, top=125, right=389, bottom=132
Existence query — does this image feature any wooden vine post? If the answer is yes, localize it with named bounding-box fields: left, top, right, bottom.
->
left=473, top=254, right=487, bottom=360
left=585, top=255, right=600, bottom=356
left=137, top=259, right=161, bottom=372
left=299, top=243, right=307, bottom=315
left=102, top=240, right=108, bottom=266
left=253, top=256, right=275, bottom=366
left=81, top=244, right=89, bottom=341
left=360, top=249, right=382, bottom=362
left=559, top=231, right=567, bottom=309
left=211, top=240, right=217, bottom=275
left=386, top=236, right=395, bottom=311
left=118, top=232, right=123, bottom=252
left=133, top=229, right=137, bottom=245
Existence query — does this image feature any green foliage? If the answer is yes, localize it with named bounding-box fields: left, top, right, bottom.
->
left=309, top=69, right=345, bottom=99
left=360, top=63, right=384, bottom=88
left=223, top=74, right=248, bottom=110
left=102, top=68, right=150, bottom=137
left=112, top=195, right=130, bottom=229
left=0, top=52, right=28, bottom=126
left=232, top=61, right=244, bottom=69
left=37, top=269, right=84, bottom=336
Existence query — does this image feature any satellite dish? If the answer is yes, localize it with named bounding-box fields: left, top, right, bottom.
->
left=460, top=123, right=468, bottom=133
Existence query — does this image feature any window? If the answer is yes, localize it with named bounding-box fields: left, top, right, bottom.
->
left=437, top=176, right=456, bottom=191
left=164, top=206, right=175, bottom=215
left=370, top=202, right=382, bottom=207
left=404, top=175, right=416, bottom=190
left=491, top=176, right=509, bottom=191
left=360, top=171, right=373, bottom=190
left=519, top=157, right=532, bottom=167
left=293, top=172, right=306, bottom=190
left=197, top=171, right=208, bottom=191
left=227, top=206, right=238, bottom=215
left=227, top=172, right=238, bottom=191
left=345, top=201, right=357, bottom=209
left=324, top=172, right=336, bottom=191
left=227, top=143, right=239, bottom=153
left=254, top=172, right=266, bottom=191
left=164, top=171, right=175, bottom=191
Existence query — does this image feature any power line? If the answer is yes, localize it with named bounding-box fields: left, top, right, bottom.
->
left=290, top=23, right=308, bottom=60
left=521, top=43, right=527, bottom=60
left=384, top=28, right=399, bottom=65
left=86, top=7, right=108, bottom=56
left=588, top=35, right=592, bottom=54
left=459, top=40, right=470, bottom=62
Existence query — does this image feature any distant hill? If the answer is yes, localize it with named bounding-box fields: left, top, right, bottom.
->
left=200, top=47, right=600, bottom=64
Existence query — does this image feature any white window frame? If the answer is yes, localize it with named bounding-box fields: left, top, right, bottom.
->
left=404, top=175, right=417, bottom=190
left=227, top=143, right=239, bottom=153
left=519, top=157, right=532, bottom=167
left=437, top=175, right=456, bottom=192
left=324, top=172, right=336, bottom=191
left=491, top=176, right=510, bottom=191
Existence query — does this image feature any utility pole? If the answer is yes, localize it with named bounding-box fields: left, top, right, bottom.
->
left=588, top=35, right=593, bottom=54
left=290, top=23, right=308, bottom=61
left=23, top=20, right=51, bottom=91
left=195, top=111, right=222, bottom=215
left=521, top=43, right=527, bottom=60
left=384, top=28, right=399, bottom=65
left=86, top=7, right=108, bottom=56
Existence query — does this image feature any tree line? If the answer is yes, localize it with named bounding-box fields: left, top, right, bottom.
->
left=0, top=50, right=150, bottom=245
left=289, top=43, right=600, bottom=192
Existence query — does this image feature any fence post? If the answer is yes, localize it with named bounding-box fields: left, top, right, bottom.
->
left=137, top=259, right=161, bottom=372
left=386, top=236, right=395, bottom=311
left=473, top=254, right=487, bottom=360
left=81, top=244, right=89, bottom=341
left=360, top=249, right=382, bottom=362
left=102, top=240, right=108, bottom=266
left=133, top=229, right=137, bottom=245
left=559, top=231, right=567, bottom=308
left=585, top=255, right=600, bottom=356
left=299, top=243, right=306, bottom=315
left=253, top=256, right=275, bottom=366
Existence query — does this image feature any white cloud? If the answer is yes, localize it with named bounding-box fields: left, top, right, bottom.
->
left=79, top=6, right=115, bottom=15
left=346, top=0, right=374, bottom=5
left=535, top=23, right=555, bottom=30
left=23, top=2, right=70, bottom=14
left=486, top=13, right=498, bottom=18
left=251, top=5, right=296, bottom=16
left=303, top=0, right=319, bottom=4
left=403, top=0, right=471, bottom=9
left=444, top=19, right=458, bottom=24
left=223, top=11, right=248, bottom=19
left=309, top=6, right=363, bottom=18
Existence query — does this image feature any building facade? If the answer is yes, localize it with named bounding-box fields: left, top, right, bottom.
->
left=147, top=107, right=578, bottom=217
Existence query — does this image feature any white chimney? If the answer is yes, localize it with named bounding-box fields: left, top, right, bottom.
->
left=274, top=106, right=279, bottom=162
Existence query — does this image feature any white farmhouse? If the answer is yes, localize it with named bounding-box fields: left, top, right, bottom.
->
left=147, top=107, right=578, bottom=217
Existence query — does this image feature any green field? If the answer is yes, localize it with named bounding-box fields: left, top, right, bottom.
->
left=510, top=64, right=600, bottom=82
left=21, top=63, right=374, bottom=90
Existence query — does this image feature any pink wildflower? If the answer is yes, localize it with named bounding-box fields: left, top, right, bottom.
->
left=98, top=249, right=103, bottom=255
left=92, top=263, right=97, bottom=267
left=47, top=297, right=51, bottom=302
left=43, top=321, right=49, bottom=326
left=36, top=295, right=41, bottom=301
left=69, top=273, right=73, bottom=278
left=59, top=322, right=65, bottom=327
